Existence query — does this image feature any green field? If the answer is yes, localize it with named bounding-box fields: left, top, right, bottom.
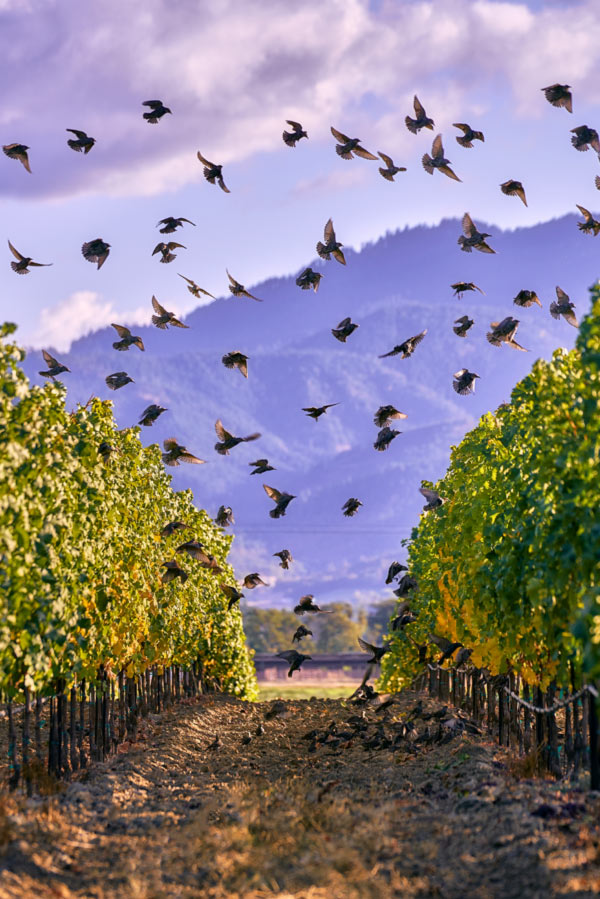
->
left=256, top=684, right=354, bottom=701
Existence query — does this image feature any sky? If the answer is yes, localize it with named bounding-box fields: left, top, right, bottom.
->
left=0, top=0, right=599, bottom=350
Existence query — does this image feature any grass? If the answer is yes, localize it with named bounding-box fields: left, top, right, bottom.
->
left=256, top=684, right=354, bottom=701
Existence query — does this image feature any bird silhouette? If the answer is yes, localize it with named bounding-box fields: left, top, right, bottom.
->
left=138, top=404, right=167, bottom=426
left=197, top=151, right=230, bottom=192
left=374, top=427, right=401, bottom=451
left=454, top=647, right=473, bottom=668
left=453, top=315, right=474, bottom=337
left=111, top=324, right=144, bottom=352
left=342, top=498, right=362, bottom=517
left=453, top=368, right=480, bottom=395
left=377, top=152, right=407, bottom=181
left=153, top=242, right=185, bottom=264
left=422, top=134, right=461, bottom=181
left=331, top=317, right=359, bottom=342
left=486, top=317, right=527, bottom=350
left=38, top=350, right=70, bottom=379
left=282, top=120, right=308, bottom=147
left=151, top=296, right=189, bottom=329
left=162, top=560, right=188, bottom=584
left=249, top=458, right=275, bottom=475
left=379, top=330, right=427, bottom=358
left=374, top=406, right=407, bottom=428
left=514, top=290, right=542, bottom=308
left=66, top=129, right=96, bottom=153
left=264, top=484, right=296, bottom=518
left=157, top=216, right=195, bottom=234
left=571, top=125, right=600, bottom=153
left=162, top=438, right=206, bottom=467
left=576, top=205, right=600, bottom=236
left=178, top=274, right=216, bottom=299
left=242, top=572, right=269, bottom=589
left=274, top=549, right=293, bottom=569
left=296, top=268, right=323, bottom=291
left=227, top=270, right=262, bottom=301
left=220, top=584, right=244, bottom=610
left=550, top=287, right=578, bottom=327
left=405, top=96, right=434, bottom=133
left=302, top=403, right=339, bottom=420
left=596, top=176, right=600, bottom=190
left=82, top=238, right=110, bottom=269
left=98, top=441, right=117, bottom=464
left=386, top=562, right=408, bottom=584
left=161, top=521, right=191, bottom=538
left=428, top=634, right=463, bottom=665
left=419, top=487, right=445, bottom=511
left=316, top=219, right=345, bottom=264
left=541, top=83, right=572, bottom=113
left=215, top=506, right=234, bottom=527
left=7, top=241, right=52, bottom=274
left=214, top=419, right=261, bottom=455
left=458, top=214, right=495, bottom=254
left=452, top=281, right=483, bottom=299
left=277, top=650, right=312, bottom=677
left=222, top=351, right=249, bottom=378
left=294, top=594, right=324, bottom=615
left=330, top=126, right=377, bottom=160
left=293, top=625, right=313, bottom=643
left=142, top=100, right=171, bottom=123
left=393, top=574, right=418, bottom=598
left=500, top=179, right=527, bottom=206
left=453, top=123, right=484, bottom=147
left=358, top=637, right=391, bottom=664
left=105, top=371, right=134, bottom=390
left=3, top=143, right=31, bottom=172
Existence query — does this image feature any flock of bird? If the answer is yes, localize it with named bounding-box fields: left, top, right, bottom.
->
left=4, top=84, right=598, bottom=682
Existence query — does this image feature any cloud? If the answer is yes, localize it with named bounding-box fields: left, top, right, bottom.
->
left=31, top=290, right=146, bottom=351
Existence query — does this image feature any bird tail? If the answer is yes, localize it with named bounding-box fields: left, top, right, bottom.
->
left=486, top=332, right=502, bottom=347
left=143, top=113, right=158, bottom=123
left=316, top=241, right=330, bottom=260
left=151, top=315, right=168, bottom=328
left=270, top=508, right=283, bottom=519
left=405, top=116, right=418, bottom=134
left=282, top=131, right=295, bottom=145
left=67, top=140, right=83, bottom=152
left=335, top=144, right=353, bottom=159
left=10, top=262, right=26, bottom=274
left=457, top=236, right=472, bottom=252
left=421, top=154, right=434, bottom=174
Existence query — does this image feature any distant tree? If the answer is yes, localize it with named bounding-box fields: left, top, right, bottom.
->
left=242, top=606, right=298, bottom=653
left=242, top=602, right=367, bottom=654
left=312, top=602, right=366, bottom=653
left=367, top=599, right=397, bottom=642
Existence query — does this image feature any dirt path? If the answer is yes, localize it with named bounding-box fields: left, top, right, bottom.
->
left=1, top=691, right=599, bottom=899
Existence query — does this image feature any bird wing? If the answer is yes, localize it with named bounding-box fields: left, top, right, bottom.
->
left=143, top=100, right=163, bottom=108
left=428, top=633, right=453, bottom=652
left=287, top=120, right=303, bottom=132
left=66, top=129, right=87, bottom=139
left=277, top=650, right=299, bottom=662
left=152, top=243, right=165, bottom=255
left=353, top=145, right=378, bottom=160
left=167, top=242, right=186, bottom=250
left=413, top=95, right=425, bottom=118
left=7, top=240, right=23, bottom=261
left=577, top=204, right=592, bottom=222
left=337, top=317, right=351, bottom=328
left=263, top=484, right=282, bottom=502
left=332, top=248, right=346, bottom=265
left=439, top=164, right=461, bottom=182
left=163, top=437, right=179, bottom=451
left=324, top=403, right=340, bottom=410
left=324, top=218, right=335, bottom=242
left=180, top=218, right=196, bottom=226
left=419, top=486, right=439, bottom=501
left=302, top=407, right=317, bottom=414
left=181, top=451, right=206, bottom=465
left=411, top=329, right=427, bottom=347
left=111, top=324, right=131, bottom=338
left=378, top=151, right=394, bottom=168
left=358, top=637, right=377, bottom=655
left=42, top=349, right=58, bottom=367
left=431, top=134, right=443, bottom=158
left=330, top=126, right=351, bottom=143
left=462, top=213, right=475, bottom=237
left=555, top=286, right=570, bottom=303
left=214, top=419, right=233, bottom=442
left=178, top=273, right=195, bottom=286
left=196, top=150, right=214, bottom=167
left=453, top=123, right=469, bottom=133
left=152, top=295, right=167, bottom=315
left=226, top=269, right=240, bottom=288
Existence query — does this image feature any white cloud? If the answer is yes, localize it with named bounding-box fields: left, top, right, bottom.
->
left=31, top=290, right=147, bottom=351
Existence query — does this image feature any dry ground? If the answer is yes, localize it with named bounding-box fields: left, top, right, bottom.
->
left=1, top=690, right=600, bottom=899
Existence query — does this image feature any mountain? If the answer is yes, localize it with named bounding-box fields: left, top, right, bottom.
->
left=22, top=213, right=595, bottom=612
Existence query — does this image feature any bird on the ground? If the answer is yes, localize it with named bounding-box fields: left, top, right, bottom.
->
left=541, top=83, right=572, bottom=113
left=264, top=484, right=296, bottom=519
left=377, top=152, right=406, bottom=181
left=153, top=241, right=185, bottom=264
left=142, top=100, right=171, bottom=123
left=207, top=734, right=222, bottom=750
left=576, top=205, right=600, bottom=236
left=98, top=441, right=117, bottom=464
left=3, top=143, right=31, bottom=172
left=66, top=129, right=96, bottom=153
left=453, top=123, right=484, bottom=147
left=514, top=290, right=542, bottom=308
left=571, top=125, right=600, bottom=153
left=105, top=371, right=134, bottom=390
left=196, top=151, right=230, bottom=192
left=374, top=406, right=407, bottom=428
left=82, top=238, right=110, bottom=269
left=38, top=350, right=70, bottom=379
left=379, top=329, right=427, bottom=359
left=331, top=317, right=358, bottom=342
left=222, top=351, right=248, bottom=378
left=215, top=506, right=234, bottom=527
left=486, top=317, right=527, bottom=350
left=178, top=274, right=216, bottom=299
left=111, top=324, right=144, bottom=352
left=249, top=458, right=274, bottom=475
left=405, top=95, right=434, bottom=133
left=282, top=120, right=308, bottom=147
left=162, top=438, right=206, bottom=467
left=342, top=498, right=362, bottom=517
left=138, top=404, right=167, bottom=427
left=255, top=722, right=265, bottom=736
left=161, top=521, right=190, bottom=538
left=330, top=126, right=377, bottom=160
left=226, top=270, right=262, bottom=301
left=220, top=584, right=244, bottom=610
left=394, top=574, right=418, bottom=598
left=157, top=216, right=195, bottom=234
left=454, top=647, right=473, bottom=667
left=214, top=419, right=261, bottom=455
left=162, top=560, right=188, bottom=584
left=242, top=572, right=268, bottom=589
left=386, top=562, right=408, bottom=584
left=452, top=281, right=483, bottom=299
left=358, top=637, right=391, bottom=664
left=428, top=634, right=463, bottom=665
left=239, top=732, right=252, bottom=746
left=294, top=594, right=325, bottom=615
left=458, top=213, right=495, bottom=254
left=274, top=549, right=293, bottom=569
left=302, top=403, right=339, bottom=420
left=293, top=625, right=312, bottom=643
left=374, top=426, right=401, bottom=451
left=453, top=315, right=474, bottom=337
left=296, top=267, right=323, bottom=291
left=151, top=295, right=188, bottom=329
left=500, top=179, right=527, bottom=206
left=422, top=134, right=461, bottom=181
left=316, top=218, right=346, bottom=264
left=420, top=487, right=445, bottom=511
left=550, top=287, right=578, bottom=327
left=453, top=369, right=480, bottom=395
left=7, top=241, right=52, bottom=274
left=277, top=650, right=312, bottom=677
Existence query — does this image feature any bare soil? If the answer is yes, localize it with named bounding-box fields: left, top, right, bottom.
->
left=1, top=690, right=599, bottom=899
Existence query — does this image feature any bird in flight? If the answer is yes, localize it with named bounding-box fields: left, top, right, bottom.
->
left=374, top=405, right=407, bottom=428
left=330, top=126, right=377, bottom=160
left=242, top=572, right=269, bottom=589
left=153, top=242, right=185, bottom=264
left=550, top=287, right=578, bottom=327
left=571, top=125, right=600, bottom=153
left=249, top=458, right=275, bottom=475
left=264, top=484, right=296, bottom=519
left=282, top=120, right=308, bottom=147
left=453, top=123, right=484, bottom=147
left=157, top=217, right=195, bottom=234
left=296, top=267, right=323, bottom=291
left=39, top=350, right=70, bottom=379
left=453, top=315, right=474, bottom=337
left=576, top=205, right=600, bottom=236
left=458, top=214, right=495, bottom=254
left=453, top=368, right=480, bottom=395
left=3, top=143, right=31, bottom=172
left=277, top=650, right=312, bottom=677
left=386, top=562, right=408, bottom=584
left=513, top=290, right=542, bottom=308
left=379, top=330, right=427, bottom=359
left=178, top=274, right=215, bottom=299
left=138, top=404, right=167, bottom=427
left=142, top=100, right=171, bottom=123
left=293, top=625, right=312, bottom=643
left=197, top=151, right=230, bottom=192
left=161, top=560, right=188, bottom=584
left=302, top=403, right=339, bottom=420
left=541, top=83, right=572, bottom=113
left=500, top=179, right=527, bottom=206
left=66, top=129, right=96, bottom=153
left=215, top=506, right=234, bottom=528
left=428, top=634, right=463, bottom=665
left=82, top=238, right=110, bottom=269
left=358, top=637, right=391, bottom=664
left=331, top=317, right=358, bottom=342
left=316, top=218, right=346, bottom=265
left=227, top=270, right=262, bottom=301
left=394, top=573, right=418, bottom=598
left=377, top=152, right=406, bottom=181
left=422, top=134, right=461, bottom=181
left=111, top=324, right=144, bottom=352
left=451, top=281, right=484, bottom=299
left=161, top=521, right=191, bottom=538
left=405, top=96, right=434, bottom=134
left=342, top=498, right=363, bottom=517
left=151, top=296, right=189, bottom=329
left=222, top=351, right=249, bottom=378
left=374, top=426, right=401, bottom=451
left=162, top=438, right=206, bottom=467
left=7, top=240, right=52, bottom=274
left=486, top=317, right=527, bottom=351
left=274, top=549, right=293, bottom=569
left=214, top=419, right=261, bottom=455
left=294, top=594, right=325, bottom=615
left=105, top=371, right=134, bottom=390
left=420, top=487, right=445, bottom=511
left=220, top=584, right=244, bottom=610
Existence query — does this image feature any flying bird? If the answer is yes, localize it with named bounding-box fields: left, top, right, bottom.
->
left=222, top=351, right=249, bottom=378
left=274, top=549, right=293, bottom=569
left=227, top=270, right=262, bottom=301
left=220, top=584, right=244, bottom=610
left=138, top=404, right=167, bottom=427
left=3, top=143, right=31, bottom=172
left=576, top=205, right=600, bottom=236
left=453, top=123, right=484, bottom=147
left=342, top=498, right=362, bottom=517
left=214, top=419, right=261, bottom=455
left=500, top=180, right=527, bottom=206
left=82, top=238, right=110, bottom=269
left=215, top=506, right=234, bottom=527
left=249, top=458, right=275, bottom=475
left=65, top=128, right=96, bottom=154
left=379, top=330, right=427, bottom=359
left=182, top=546, right=221, bottom=572
left=458, top=213, right=495, bottom=254
left=330, top=126, right=377, bottom=160
left=596, top=176, right=600, bottom=190
left=264, top=484, right=296, bottom=518
left=282, top=120, right=308, bottom=147
left=197, top=151, right=230, bottom=192
left=386, top=562, right=408, bottom=584
left=294, top=594, right=324, bottom=615
left=541, top=83, right=572, bottom=113
left=142, top=100, right=171, bottom=123
left=296, top=267, right=323, bottom=291
left=453, top=315, right=474, bottom=337
left=453, top=368, right=480, bottom=395
left=162, top=438, right=206, bottom=466
left=428, top=634, right=463, bottom=665
left=420, top=487, right=445, bottom=511
left=394, top=574, right=418, bottom=598
left=98, top=441, right=117, bottom=464
left=550, top=287, right=578, bottom=327
left=374, top=405, right=407, bottom=428
left=162, top=560, right=188, bottom=584
left=331, top=317, right=358, bottom=342
left=242, top=572, right=269, bottom=589
left=358, top=638, right=391, bottom=664
left=178, top=274, right=216, bottom=299
left=302, top=403, right=339, bottom=420
left=316, top=218, right=345, bottom=264
left=377, top=152, right=406, bottom=181
left=105, top=371, right=134, bottom=390
left=486, top=317, right=527, bottom=350
left=405, top=96, right=434, bottom=134
left=422, top=134, right=461, bottom=181
left=452, top=281, right=483, bottom=299
left=374, top=426, right=401, bottom=451
left=391, top=607, right=418, bottom=631
left=277, top=650, right=312, bottom=677
left=153, top=242, right=185, bottom=264
left=514, top=290, right=542, bottom=308
left=571, top=125, right=600, bottom=153
left=157, top=216, right=195, bottom=234
left=454, top=647, right=473, bottom=668
left=151, top=295, right=189, bottom=329
left=161, top=521, right=190, bottom=538
left=38, top=350, right=70, bottom=379
left=111, top=324, right=144, bottom=352
left=293, top=625, right=312, bottom=643
left=7, top=241, right=52, bottom=274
